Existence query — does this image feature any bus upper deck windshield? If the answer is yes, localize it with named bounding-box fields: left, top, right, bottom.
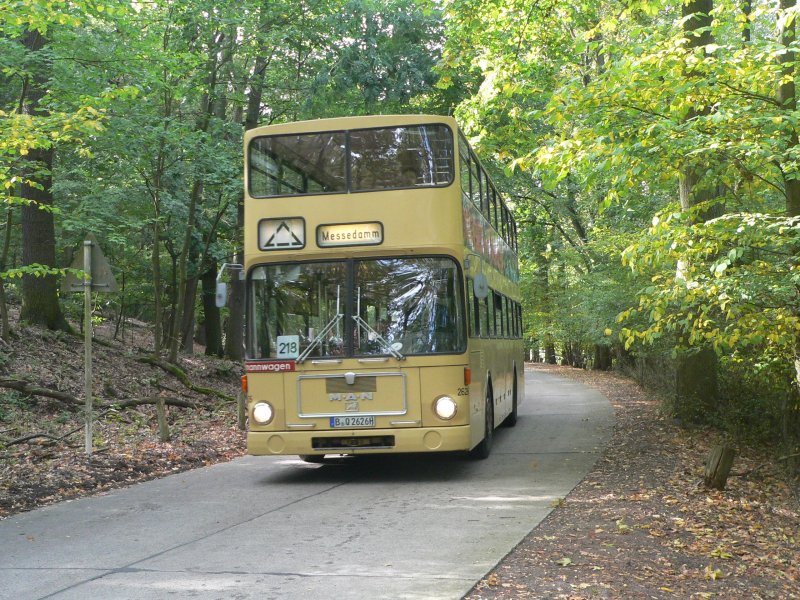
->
left=248, top=123, right=454, bottom=197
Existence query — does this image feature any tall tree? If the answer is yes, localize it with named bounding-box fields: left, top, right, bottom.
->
left=777, top=0, right=800, bottom=217
left=16, top=29, right=69, bottom=331
left=673, top=0, right=720, bottom=420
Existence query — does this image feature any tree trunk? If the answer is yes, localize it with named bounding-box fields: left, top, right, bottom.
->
left=545, top=336, right=556, bottom=364
left=778, top=0, right=800, bottom=216
left=224, top=273, right=245, bottom=360
left=19, top=164, right=69, bottom=331
left=675, top=347, right=718, bottom=422
left=0, top=208, right=14, bottom=339
left=17, top=30, right=69, bottom=332
left=224, top=50, right=269, bottom=362
left=151, top=213, right=163, bottom=355
left=741, top=0, right=752, bottom=44
left=180, top=274, right=198, bottom=354
left=777, top=0, right=800, bottom=447
left=201, top=263, right=223, bottom=356
left=675, top=0, right=720, bottom=421
left=168, top=24, right=224, bottom=362
left=593, top=344, right=612, bottom=370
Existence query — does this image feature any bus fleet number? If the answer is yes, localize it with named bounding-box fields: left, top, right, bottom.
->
left=276, top=335, right=300, bottom=359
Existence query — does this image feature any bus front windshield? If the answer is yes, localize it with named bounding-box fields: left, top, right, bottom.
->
left=247, top=257, right=465, bottom=360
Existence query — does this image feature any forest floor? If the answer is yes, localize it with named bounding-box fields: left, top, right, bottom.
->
left=0, top=316, right=245, bottom=517
left=1, top=322, right=799, bottom=599
left=467, top=364, right=800, bottom=600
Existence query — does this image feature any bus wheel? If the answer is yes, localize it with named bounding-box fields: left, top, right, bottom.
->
left=502, top=371, right=518, bottom=428
left=299, top=454, right=326, bottom=463
left=470, top=392, right=494, bottom=460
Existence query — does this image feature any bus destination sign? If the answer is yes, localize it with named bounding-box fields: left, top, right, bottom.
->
left=317, top=222, right=383, bottom=247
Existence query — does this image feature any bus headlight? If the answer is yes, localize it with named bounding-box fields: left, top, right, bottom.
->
left=433, top=396, right=457, bottom=420
left=252, top=402, right=274, bottom=425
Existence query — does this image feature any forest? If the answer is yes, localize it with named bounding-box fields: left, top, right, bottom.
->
left=1, top=0, right=799, bottom=458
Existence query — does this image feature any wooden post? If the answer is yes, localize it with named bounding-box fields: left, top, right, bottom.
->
left=83, top=240, right=93, bottom=456
left=704, top=445, right=736, bottom=490
left=156, top=396, right=171, bottom=442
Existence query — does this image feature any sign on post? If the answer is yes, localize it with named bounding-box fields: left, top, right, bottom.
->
left=62, top=233, right=119, bottom=293
left=62, top=234, right=118, bottom=455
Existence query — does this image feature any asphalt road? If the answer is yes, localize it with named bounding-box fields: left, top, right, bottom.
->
left=0, top=367, right=613, bottom=600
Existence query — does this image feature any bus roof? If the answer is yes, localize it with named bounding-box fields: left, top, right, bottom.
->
left=245, top=114, right=460, bottom=140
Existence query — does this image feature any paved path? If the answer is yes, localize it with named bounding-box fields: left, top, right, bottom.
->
left=0, top=367, right=613, bottom=600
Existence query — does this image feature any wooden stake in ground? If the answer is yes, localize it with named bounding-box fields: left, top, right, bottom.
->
left=704, top=444, right=736, bottom=490
left=156, top=396, right=171, bottom=442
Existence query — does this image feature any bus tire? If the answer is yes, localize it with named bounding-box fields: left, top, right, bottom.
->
left=470, top=391, right=494, bottom=460
left=299, top=454, right=326, bottom=463
left=502, top=370, right=518, bottom=428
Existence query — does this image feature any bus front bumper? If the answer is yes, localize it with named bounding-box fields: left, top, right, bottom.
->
left=247, top=425, right=472, bottom=455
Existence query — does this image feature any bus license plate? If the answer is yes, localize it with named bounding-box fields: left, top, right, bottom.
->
left=330, top=416, right=375, bottom=428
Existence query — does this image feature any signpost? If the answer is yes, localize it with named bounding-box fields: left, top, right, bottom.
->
left=63, top=235, right=118, bottom=455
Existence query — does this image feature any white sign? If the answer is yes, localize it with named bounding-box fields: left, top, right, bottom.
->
left=276, top=335, right=300, bottom=359
left=259, top=218, right=305, bottom=250
left=317, top=222, right=383, bottom=247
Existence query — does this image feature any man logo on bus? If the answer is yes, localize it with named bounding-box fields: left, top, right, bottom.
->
left=329, top=392, right=374, bottom=401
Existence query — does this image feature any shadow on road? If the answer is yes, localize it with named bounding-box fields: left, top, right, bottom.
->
left=255, top=425, right=517, bottom=486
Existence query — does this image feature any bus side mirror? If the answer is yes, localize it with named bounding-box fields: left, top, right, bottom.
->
left=215, top=262, right=243, bottom=308
left=473, top=273, right=489, bottom=299
left=215, top=282, right=228, bottom=308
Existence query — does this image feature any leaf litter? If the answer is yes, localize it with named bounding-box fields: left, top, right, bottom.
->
left=467, top=364, right=799, bottom=600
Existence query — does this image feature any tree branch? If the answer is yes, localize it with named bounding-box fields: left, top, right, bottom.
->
left=136, top=355, right=235, bottom=402
left=0, top=378, right=82, bottom=407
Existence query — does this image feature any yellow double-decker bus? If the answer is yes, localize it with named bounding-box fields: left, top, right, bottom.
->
left=237, top=115, right=523, bottom=460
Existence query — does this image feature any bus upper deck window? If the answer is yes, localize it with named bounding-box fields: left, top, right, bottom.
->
left=350, top=124, right=454, bottom=192
left=250, top=124, right=454, bottom=197
left=248, top=132, right=347, bottom=197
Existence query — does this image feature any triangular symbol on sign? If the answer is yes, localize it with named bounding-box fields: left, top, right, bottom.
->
left=264, top=221, right=303, bottom=248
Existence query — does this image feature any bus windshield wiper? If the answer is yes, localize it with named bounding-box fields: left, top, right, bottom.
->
left=352, top=315, right=405, bottom=360
left=297, top=313, right=343, bottom=364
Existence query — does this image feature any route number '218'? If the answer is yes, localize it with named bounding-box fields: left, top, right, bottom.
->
left=276, top=335, right=300, bottom=359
